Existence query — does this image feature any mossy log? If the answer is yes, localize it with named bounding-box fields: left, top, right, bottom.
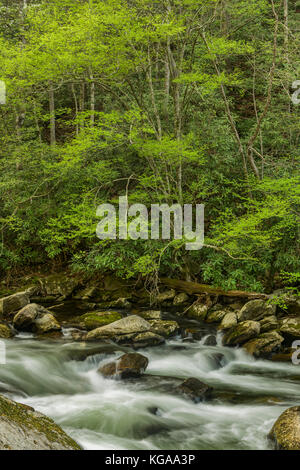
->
left=160, top=278, right=267, bottom=299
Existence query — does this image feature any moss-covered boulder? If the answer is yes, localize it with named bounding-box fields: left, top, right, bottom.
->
left=223, top=320, right=260, bottom=346
left=175, top=378, right=213, bottom=403
left=206, top=309, right=227, bottom=324
left=13, top=304, right=61, bottom=335
left=132, top=331, right=165, bottom=348
left=39, top=273, right=79, bottom=299
left=0, top=394, right=81, bottom=450
left=238, top=299, right=276, bottom=322
left=279, top=318, right=300, bottom=339
left=218, top=312, right=237, bottom=331
left=268, top=406, right=300, bottom=450
left=0, top=324, right=14, bottom=339
left=99, top=353, right=149, bottom=379
left=0, top=292, right=29, bottom=318
left=149, top=319, right=179, bottom=338
left=136, top=310, right=162, bottom=320
left=156, top=289, right=176, bottom=303
left=243, top=331, right=284, bottom=358
left=186, top=303, right=209, bottom=321
left=79, top=311, right=122, bottom=331
left=173, top=293, right=189, bottom=306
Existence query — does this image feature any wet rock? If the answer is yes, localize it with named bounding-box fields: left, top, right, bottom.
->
left=271, top=348, right=294, bottom=363
left=203, top=335, right=217, bottom=346
left=0, top=324, right=14, bottom=339
left=132, top=332, right=165, bottom=348
left=223, top=320, right=260, bottom=346
left=206, top=309, right=227, bottom=324
left=79, top=311, right=122, bottom=331
left=99, top=353, right=149, bottom=379
left=149, top=319, right=179, bottom=338
left=210, top=353, right=225, bottom=368
left=279, top=318, right=300, bottom=339
left=0, top=292, right=29, bottom=318
left=186, top=303, right=209, bottom=321
left=13, top=304, right=61, bottom=335
left=0, top=394, right=81, bottom=450
left=156, top=289, right=176, bottom=303
left=86, top=315, right=151, bottom=341
left=70, top=330, right=87, bottom=342
left=268, top=406, right=300, bottom=450
left=138, top=310, right=162, bottom=320
left=243, top=331, right=284, bottom=358
left=238, top=299, right=276, bottom=322
left=175, top=378, right=213, bottom=403
left=218, top=312, right=237, bottom=331
left=259, top=315, right=278, bottom=333
left=173, top=293, right=189, bottom=306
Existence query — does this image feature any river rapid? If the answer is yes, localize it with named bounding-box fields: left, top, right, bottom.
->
left=0, top=315, right=299, bottom=450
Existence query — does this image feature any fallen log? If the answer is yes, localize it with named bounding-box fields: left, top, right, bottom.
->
left=160, top=278, right=267, bottom=299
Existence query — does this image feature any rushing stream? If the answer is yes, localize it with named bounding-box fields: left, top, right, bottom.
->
left=0, top=314, right=299, bottom=450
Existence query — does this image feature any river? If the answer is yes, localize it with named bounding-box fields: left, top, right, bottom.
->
left=0, top=315, right=299, bottom=450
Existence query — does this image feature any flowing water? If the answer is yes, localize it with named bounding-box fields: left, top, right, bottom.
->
left=0, top=316, right=299, bottom=450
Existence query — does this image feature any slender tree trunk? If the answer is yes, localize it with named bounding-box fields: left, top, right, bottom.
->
left=49, top=86, right=56, bottom=146
left=89, top=69, right=95, bottom=126
left=71, top=83, right=79, bottom=136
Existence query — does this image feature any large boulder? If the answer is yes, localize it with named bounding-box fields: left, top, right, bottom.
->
left=218, top=312, right=237, bottom=331
left=79, top=311, right=122, bottom=331
left=0, top=292, right=29, bottom=318
left=206, top=309, right=227, bottom=324
left=259, top=315, right=278, bottom=333
left=99, top=353, right=149, bottom=379
left=186, top=303, right=209, bottom=321
left=238, top=299, right=276, bottom=322
left=132, top=332, right=165, bottom=348
left=149, top=319, right=179, bottom=338
left=13, top=304, right=61, bottom=335
left=223, top=320, right=260, bottom=346
left=243, top=331, right=284, bottom=358
left=156, top=289, right=176, bottom=303
left=268, top=406, right=300, bottom=450
left=279, top=318, right=300, bottom=339
left=0, top=394, right=81, bottom=450
left=86, top=315, right=151, bottom=342
left=175, top=378, right=213, bottom=403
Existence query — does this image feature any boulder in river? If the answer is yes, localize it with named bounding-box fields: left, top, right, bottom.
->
left=0, top=324, right=14, bottom=339
left=243, top=331, right=284, bottom=358
left=279, top=317, right=300, bottom=339
left=173, top=292, right=189, bottom=306
left=218, top=312, right=237, bottom=330
left=156, top=289, right=176, bottom=303
left=132, top=331, right=165, bottom=348
left=203, top=335, right=217, bottom=346
left=238, top=299, right=276, bottom=322
left=13, top=303, right=61, bottom=335
left=259, top=315, right=278, bottom=333
left=86, top=315, right=151, bottom=342
left=79, top=311, right=122, bottom=331
left=175, top=378, right=213, bottom=403
left=138, top=310, right=162, bottom=320
left=149, top=319, right=179, bottom=338
left=206, top=309, right=227, bottom=324
left=223, top=320, right=260, bottom=346
left=0, top=394, right=81, bottom=450
left=0, top=292, right=29, bottom=318
left=186, top=303, right=209, bottom=321
left=268, top=406, right=300, bottom=450
left=99, top=353, right=149, bottom=379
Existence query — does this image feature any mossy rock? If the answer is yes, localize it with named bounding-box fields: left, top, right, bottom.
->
left=223, top=320, right=260, bottom=346
left=243, top=331, right=284, bottom=359
left=0, top=324, right=14, bottom=339
left=186, top=303, right=209, bottom=321
left=0, top=394, right=81, bottom=450
left=269, top=406, right=300, bottom=450
left=279, top=318, right=300, bottom=339
left=80, top=311, right=122, bottom=331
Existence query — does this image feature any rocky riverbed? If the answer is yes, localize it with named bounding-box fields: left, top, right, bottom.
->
left=0, top=273, right=299, bottom=450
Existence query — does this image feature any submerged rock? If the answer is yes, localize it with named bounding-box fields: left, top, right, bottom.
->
left=0, top=394, right=81, bottom=450
left=0, top=292, right=29, bottom=318
left=203, top=335, right=217, bottom=346
left=223, top=320, right=260, bottom=346
left=268, top=406, right=300, bottom=450
left=99, top=353, right=149, bottom=379
left=243, top=331, right=284, bottom=358
left=79, top=311, right=122, bottom=331
left=175, top=378, right=213, bottom=403
left=13, top=304, right=61, bottom=335
left=238, top=299, right=276, bottom=322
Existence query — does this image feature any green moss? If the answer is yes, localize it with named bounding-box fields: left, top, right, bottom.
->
left=0, top=395, right=81, bottom=449
left=80, top=311, right=122, bottom=330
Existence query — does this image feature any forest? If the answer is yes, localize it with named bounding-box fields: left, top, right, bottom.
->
left=0, top=0, right=299, bottom=293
